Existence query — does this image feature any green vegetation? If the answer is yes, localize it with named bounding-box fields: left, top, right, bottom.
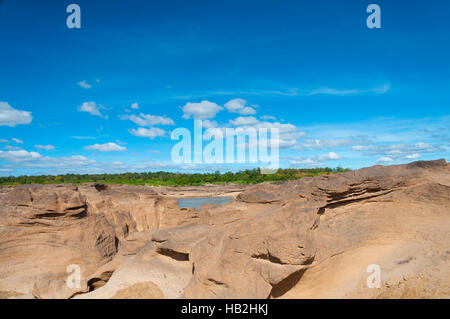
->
left=0, top=167, right=350, bottom=187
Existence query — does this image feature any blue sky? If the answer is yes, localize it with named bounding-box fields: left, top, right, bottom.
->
left=0, top=0, right=449, bottom=176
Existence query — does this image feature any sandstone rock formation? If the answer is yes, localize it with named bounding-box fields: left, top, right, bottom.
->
left=0, top=160, right=449, bottom=299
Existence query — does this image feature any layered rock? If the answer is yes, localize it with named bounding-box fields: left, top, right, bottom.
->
left=0, top=159, right=449, bottom=299
left=0, top=183, right=194, bottom=298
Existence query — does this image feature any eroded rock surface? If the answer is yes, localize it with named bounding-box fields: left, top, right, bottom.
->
left=0, top=160, right=449, bottom=299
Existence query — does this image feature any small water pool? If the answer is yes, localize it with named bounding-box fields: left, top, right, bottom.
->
left=176, top=196, right=232, bottom=210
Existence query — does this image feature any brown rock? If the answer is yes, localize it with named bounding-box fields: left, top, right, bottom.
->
left=0, top=183, right=190, bottom=298
left=111, top=281, right=163, bottom=299
left=1, top=159, right=449, bottom=299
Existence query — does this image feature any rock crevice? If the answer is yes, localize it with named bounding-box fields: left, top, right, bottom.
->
left=0, top=159, right=449, bottom=299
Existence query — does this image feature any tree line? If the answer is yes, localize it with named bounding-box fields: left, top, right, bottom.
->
left=0, top=167, right=350, bottom=186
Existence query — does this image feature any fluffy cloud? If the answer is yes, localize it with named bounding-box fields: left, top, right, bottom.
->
left=77, top=102, right=107, bottom=118
left=0, top=102, right=33, bottom=127
left=228, top=117, right=306, bottom=149
left=35, top=144, right=55, bottom=150
left=260, top=115, right=276, bottom=121
left=405, top=153, right=420, bottom=159
left=350, top=142, right=442, bottom=161
left=308, top=84, right=390, bottom=96
left=115, top=139, right=127, bottom=145
left=11, top=138, right=23, bottom=144
left=291, top=152, right=342, bottom=166
left=319, top=152, right=341, bottom=160
left=298, top=136, right=372, bottom=150
left=0, top=150, right=132, bottom=175
left=130, top=102, right=139, bottom=110
left=4, top=145, right=22, bottom=150
left=0, top=150, right=42, bottom=162
left=77, top=80, right=92, bottom=89
left=129, top=127, right=167, bottom=139
left=17, top=155, right=96, bottom=170
left=120, top=113, right=175, bottom=126
left=229, top=116, right=259, bottom=126
left=202, top=119, right=218, bottom=129
left=70, top=136, right=98, bottom=140
left=182, top=100, right=223, bottom=120
left=84, top=142, right=127, bottom=152
left=376, top=156, right=394, bottom=163
left=224, top=99, right=256, bottom=115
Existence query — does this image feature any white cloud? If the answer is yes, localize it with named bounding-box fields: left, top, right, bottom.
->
left=224, top=99, right=245, bottom=112
left=11, top=138, right=23, bottom=144
left=0, top=150, right=135, bottom=175
left=0, top=139, right=10, bottom=143
left=260, top=115, right=276, bottom=121
left=180, top=99, right=305, bottom=149
left=351, top=142, right=443, bottom=160
left=0, top=102, right=33, bottom=127
left=291, top=152, right=342, bottom=166
left=202, top=119, right=218, bottom=129
left=77, top=102, right=107, bottom=118
left=404, top=153, right=420, bottom=159
left=130, top=102, right=139, bottom=110
left=115, top=139, right=127, bottom=145
left=172, top=84, right=391, bottom=99
left=15, top=155, right=96, bottom=170
left=182, top=100, right=223, bottom=120
left=85, top=142, right=127, bottom=152
left=70, top=136, right=98, bottom=140
left=291, top=158, right=316, bottom=165
left=51, top=156, right=96, bottom=168
left=350, top=145, right=371, bottom=151
left=224, top=98, right=256, bottom=115
left=35, top=144, right=55, bottom=150
left=77, top=80, right=92, bottom=89
left=299, top=136, right=371, bottom=150
left=239, top=107, right=256, bottom=115
left=308, top=84, right=390, bottom=96
left=229, top=116, right=259, bottom=126
left=377, top=156, right=394, bottom=163
left=319, top=152, right=341, bottom=160
left=4, top=145, right=22, bottom=150
left=229, top=118, right=306, bottom=149
left=0, top=150, right=42, bottom=162
left=129, top=127, right=167, bottom=139
left=120, top=113, right=175, bottom=126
